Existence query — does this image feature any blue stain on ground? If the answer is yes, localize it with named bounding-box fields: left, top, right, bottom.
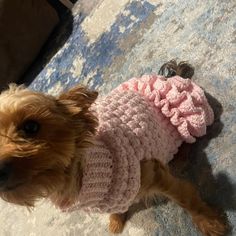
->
left=30, top=1, right=157, bottom=91
left=30, top=12, right=88, bottom=92
left=69, top=0, right=156, bottom=90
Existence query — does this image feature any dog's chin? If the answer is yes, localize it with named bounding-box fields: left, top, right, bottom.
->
left=0, top=182, right=24, bottom=192
left=0, top=183, right=52, bottom=207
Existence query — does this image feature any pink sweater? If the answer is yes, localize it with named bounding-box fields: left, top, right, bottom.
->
left=65, top=75, right=214, bottom=214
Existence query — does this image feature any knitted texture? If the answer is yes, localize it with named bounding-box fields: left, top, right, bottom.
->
left=66, top=75, right=214, bottom=214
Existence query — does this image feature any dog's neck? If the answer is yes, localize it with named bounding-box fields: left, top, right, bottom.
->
left=50, top=138, right=97, bottom=209
left=50, top=105, right=99, bottom=209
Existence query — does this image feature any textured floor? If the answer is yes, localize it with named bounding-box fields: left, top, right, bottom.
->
left=1, top=0, right=235, bottom=235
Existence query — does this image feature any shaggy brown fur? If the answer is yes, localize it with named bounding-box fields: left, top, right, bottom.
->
left=0, top=84, right=97, bottom=207
left=0, top=62, right=229, bottom=236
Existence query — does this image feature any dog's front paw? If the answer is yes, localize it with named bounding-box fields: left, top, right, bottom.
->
left=192, top=209, right=229, bottom=236
left=109, top=214, right=126, bottom=234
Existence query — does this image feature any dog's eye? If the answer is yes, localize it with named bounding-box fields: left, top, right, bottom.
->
left=21, top=120, right=40, bottom=136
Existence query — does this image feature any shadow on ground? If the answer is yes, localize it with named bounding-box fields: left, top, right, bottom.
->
left=126, top=91, right=236, bottom=235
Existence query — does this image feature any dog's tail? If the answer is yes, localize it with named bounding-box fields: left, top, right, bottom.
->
left=158, top=60, right=194, bottom=79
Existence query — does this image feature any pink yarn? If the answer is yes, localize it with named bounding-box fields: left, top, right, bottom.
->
left=118, top=75, right=214, bottom=143
left=63, top=75, right=214, bottom=214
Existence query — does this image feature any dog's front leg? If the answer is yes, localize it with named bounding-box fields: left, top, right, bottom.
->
left=109, top=212, right=128, bottom=234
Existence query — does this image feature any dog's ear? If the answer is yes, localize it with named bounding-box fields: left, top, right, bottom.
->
left=57, top=85, right=98, bottom=136
left=1, top=83, right=26, bottom=95
left=57, top=85, right=98, bottom=115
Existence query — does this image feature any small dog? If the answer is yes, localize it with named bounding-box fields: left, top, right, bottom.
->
left=0, top=61, right=228, bottom=236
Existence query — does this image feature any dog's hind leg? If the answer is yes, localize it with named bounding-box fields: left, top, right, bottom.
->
left=140, top=160, right=228, bottom=236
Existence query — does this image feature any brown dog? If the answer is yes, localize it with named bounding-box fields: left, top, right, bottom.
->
left=0, top=62, right=228, bottom=236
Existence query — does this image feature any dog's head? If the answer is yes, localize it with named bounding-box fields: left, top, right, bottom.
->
left=0, top=84, right=97, bottom=207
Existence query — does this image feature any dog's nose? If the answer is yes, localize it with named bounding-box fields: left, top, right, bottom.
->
left=0, top=162, right=12, bottom=186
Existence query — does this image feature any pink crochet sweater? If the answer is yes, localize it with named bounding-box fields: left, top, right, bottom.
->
left=65, top=75, right=214, bottom=214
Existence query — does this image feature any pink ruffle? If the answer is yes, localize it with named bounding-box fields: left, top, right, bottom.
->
left=117, top=75, right=214, bottom=143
